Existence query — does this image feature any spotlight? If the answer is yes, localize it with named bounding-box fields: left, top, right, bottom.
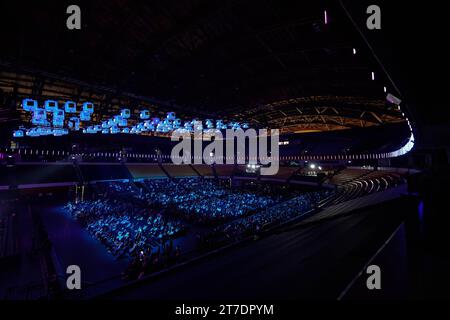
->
left=309, top=164, right=316, bottom=169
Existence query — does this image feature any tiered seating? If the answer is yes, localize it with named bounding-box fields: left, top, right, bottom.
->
left=203, top=190, right=332, bottom=246
left=327, top=168, right=371, bottom=185
left=326, top=169, right=405, bottom=205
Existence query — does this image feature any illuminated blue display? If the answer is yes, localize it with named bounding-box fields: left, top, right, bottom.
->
left=137, top=123, right=147, bottom=132
left=156, top=121, right=171, bottom=133
left=68, top=117, right=80, bottom=131
left=205, top=119, right=214, bottom=129
left=121, top=109, right=131, bottom=119
left=13, top=130, right=24, bottom=138
left=155, top=123, right=163, bottom=132
left=32, top=108, right=49, bottom=126
left=80, top=111, right=91, bottom=121
left=44, top=100, right=58, bottom=112
left=130, top=126, right=140, bottom=134
left=84, top=126, right=92, bottom=134
left=53, top=128, right=68, bottom=136
left=215, top=120, right=227, bottom=130
left=113, top=115, right=122, bottom=124
left=110, top=126, right=120, bottom=134
left=84, top=126, right=98, bottom=134
left=167, top=112, right=176, bottom=120
left=17, top=97, right=251, bottom=138
left=143, top=120, right=153, bottom=131
left=64, top=101, right=77, bottom=113
left=184, top=121, right=193, bottom=131
left=173, top=119, right=181, bottom=129
left=40, top=127, right=53, bottom=136
left=52, top=109, right=65, bottom=127
left=228, top=121, right=241, bottom=129
left=140, top=110, right=150, bottom=119
left=22, top=99, right=38, bottom=112
left=30, top=127, right=45, bottom=136
left=26, top=128, right=40, bottom=137
left=120, top=120, right=128, bottom=128
left=118, top=117, right=127, bottom=127
left=83, top=102, right=94, bottom=114
left=193, top=120, right=203, bottom=131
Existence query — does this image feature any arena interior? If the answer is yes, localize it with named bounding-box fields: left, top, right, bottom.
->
left=0, top=0, right=449, bottom=306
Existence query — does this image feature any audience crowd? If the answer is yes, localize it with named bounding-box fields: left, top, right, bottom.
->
left=201, top=190, right=333, bottom=247
left=64, top=199, right=185, bottom=260
left=64, top=178, right=333, bottom=280
left=141, top=178, right=278, bottom=223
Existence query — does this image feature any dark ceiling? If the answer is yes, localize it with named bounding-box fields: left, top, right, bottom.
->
left=0, top=0, right=405, bottom=133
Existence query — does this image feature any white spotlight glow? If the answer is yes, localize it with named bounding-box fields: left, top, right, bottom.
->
left=371, top=72, right=375, bottom=81
left=310, top=163, right=316, bottom=169
left=383, top=86, right=387, bottom=93
left=353, top=48, right=357, bottom=55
